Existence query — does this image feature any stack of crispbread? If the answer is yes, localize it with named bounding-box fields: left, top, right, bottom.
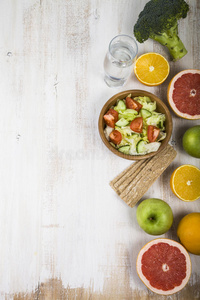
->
left=110, top=144, right=177, bottom=207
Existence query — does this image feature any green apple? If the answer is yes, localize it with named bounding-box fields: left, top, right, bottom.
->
left=136, top=198, right=173, bottom=235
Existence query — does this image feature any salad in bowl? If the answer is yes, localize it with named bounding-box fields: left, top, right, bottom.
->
left=98, top=90, right=172, bottom=160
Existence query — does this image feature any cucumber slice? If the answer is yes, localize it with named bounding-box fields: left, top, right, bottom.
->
left=140, top=108, right=152, bottom=119
left=136, top=140, right=147, bottom=154
left=115, top=118, right=129, bottom=127
left=118, top=145, right=130, bottom=154
left=114, top=100, right=126, bottom=112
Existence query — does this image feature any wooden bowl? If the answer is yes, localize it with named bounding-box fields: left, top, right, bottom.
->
left=98, top=90, right=173, bottom=160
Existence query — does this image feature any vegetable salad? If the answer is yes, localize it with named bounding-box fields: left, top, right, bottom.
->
left=103, top=95, right=166, bottom=155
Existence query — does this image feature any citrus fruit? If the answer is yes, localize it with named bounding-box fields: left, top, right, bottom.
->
left=136, top=238, right=191, bottom=295
left=177, top=213, right=200, bottom=255
left=134, top=52, right=170, bottom=86
left=170, top=165, right=200, bottom=201
left=167, top=69, right=200, bottom=119
left=182, top=125, right=200, bottom=158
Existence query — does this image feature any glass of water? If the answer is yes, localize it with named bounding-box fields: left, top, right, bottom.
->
left=104, top=34, right=138, bottom=87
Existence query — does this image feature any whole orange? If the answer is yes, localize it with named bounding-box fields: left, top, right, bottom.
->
left=177, top=213, right=200, bottom=255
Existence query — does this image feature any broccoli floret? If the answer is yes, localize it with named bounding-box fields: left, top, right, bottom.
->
left=134, top=0, right=189, bottom=61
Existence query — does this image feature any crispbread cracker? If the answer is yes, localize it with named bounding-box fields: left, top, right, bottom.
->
left=110, top=160, right=141, bottom=187
left=110, top=159, right=149, bottom=194
left=110, top=144, right=177, bottom=207
left=117, top=158, right=152, bottom=194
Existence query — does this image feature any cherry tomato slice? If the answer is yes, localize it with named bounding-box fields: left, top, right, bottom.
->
left=109, top=130, right=122, bottom=145
left=126, top=97, right=143, bottom=112
left=147, top=125, right=160, bottom=142
left=103, top=114, right=115, bottom=128
left=103, top=109, right=119, bottom=128
left=130, top=117, right=143, bottom=133
left=107, top=109, right=118, bottom=122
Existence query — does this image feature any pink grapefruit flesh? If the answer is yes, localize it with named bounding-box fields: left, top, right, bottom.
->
left=167, top=69, right=200, bottom=119
left=136, top=238, right=191, bottom=295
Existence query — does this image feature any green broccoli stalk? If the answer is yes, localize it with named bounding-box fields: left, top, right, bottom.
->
left=133, top=0, right=189, bottom=61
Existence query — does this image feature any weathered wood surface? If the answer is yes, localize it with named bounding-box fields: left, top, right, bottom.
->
left=0, top=0, right=199, bottom=299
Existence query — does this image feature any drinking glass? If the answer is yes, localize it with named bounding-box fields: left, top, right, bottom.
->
left=104, top=34, right=138, bottom=87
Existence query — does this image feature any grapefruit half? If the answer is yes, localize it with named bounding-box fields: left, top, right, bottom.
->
left=167, top=69, right=200, bottom=119
left=136, top=238, right=191, bottom=295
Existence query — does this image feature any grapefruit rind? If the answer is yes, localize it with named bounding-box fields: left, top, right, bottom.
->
left=170, top=165, right=200, bottom=201
left=167, top=69, right=200, bottom=120
left=136, top=238, right=192, bottom=295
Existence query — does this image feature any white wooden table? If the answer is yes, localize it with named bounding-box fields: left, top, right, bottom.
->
left=0, top=0, right=199, bottom=299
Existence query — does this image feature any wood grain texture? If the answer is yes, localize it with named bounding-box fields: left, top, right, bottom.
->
left=0, top=0, right=199, bottom=299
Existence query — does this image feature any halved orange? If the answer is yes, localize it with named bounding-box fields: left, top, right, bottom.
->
left=170, top=165, right=200, bottom=201
left=134, top=52, right=170, bottom=86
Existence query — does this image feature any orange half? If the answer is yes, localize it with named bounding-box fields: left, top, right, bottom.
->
left=134, top=52, right=170, bottom=86
left=170, top=165, right=200, bottom=201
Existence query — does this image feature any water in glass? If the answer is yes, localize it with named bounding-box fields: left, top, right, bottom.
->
left=104, top=37, right=137, bottom=87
